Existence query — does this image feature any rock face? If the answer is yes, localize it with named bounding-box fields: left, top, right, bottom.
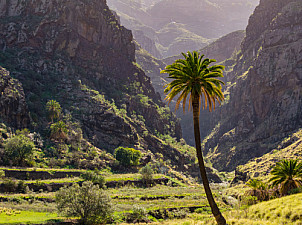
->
left=203, top=0, right=302, bottom=171
left=0, top=67, right=29, bottom=129
left=0, top=0, right=181, bottom=158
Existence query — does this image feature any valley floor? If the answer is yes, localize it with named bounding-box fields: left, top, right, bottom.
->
left=0, top=169, right=301, bottom=225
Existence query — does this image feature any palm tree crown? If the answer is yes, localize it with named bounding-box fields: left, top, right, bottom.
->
left=50, top=121, right=68, bottom=142
left=46, top=100, right=62, bottom=123
left=269, top=159, right=302, bottom=196
left=162, top=51, right=224, bottom=113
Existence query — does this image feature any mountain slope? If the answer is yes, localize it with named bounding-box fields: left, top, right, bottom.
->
left=238, top=129, right=302, bottom=180
left=203, top=0, right=302, bottom=171
left=0, top=66, right=29, bottom=129
left=107, top=0, right=258, bottom=58
left=0, top=0, right=195, bottom=172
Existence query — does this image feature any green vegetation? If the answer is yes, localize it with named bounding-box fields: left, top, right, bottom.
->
left=128, top=205, right=148, bottom=223
left=269, top=159, right=302, bottom=196
left=236, top=129, right=302, bottom=181
left=162, top=51, right=226, bottom=225
left=0, top=208, right=58, bottom=224
left=1, top=166, right=301, bottom=225
left=0, top=179, right=27, bottom=193
left=220, top=193, right=302, bottom=225
left=56, top=181, right=113, bottom=225
left=246, top=179, right=267, bottom=191
left=4, top=133, right=35, bottom=166
left=140, top=165, right=154, bottom=185
left=114, top=147, right=142, bottom=166
left=50, top=121, right=68, bottom=143
left=128, top=193, right=302, bottom=225
left=46, top=100, right=62, bottom=123
left=81, top=170, right=105, bottom=188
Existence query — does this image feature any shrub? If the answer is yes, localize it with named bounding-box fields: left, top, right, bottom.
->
left=114, top=147, right=141, bottom=166
left=246, top=178, right=267, bottom=190
left=245, top=178, right=269, bottom=202
left=2, top=179, right=27, bottom=193
left=81, top=171, right=105, bottom=188
left=17, top=180, right=27, bottom=193
left=140, top=165, right=153, bottom=186
left=167, top=208, right=189, bottom=219
left=129, top=205, right=148, bottom=223
left=4, top=134, right=35, bottom=166
left=0, top=170, right=4, bottom=179
left=56, top=181, right=113, bottom=225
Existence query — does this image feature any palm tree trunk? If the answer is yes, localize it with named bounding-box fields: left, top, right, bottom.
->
left=192, top=96, right=227, bottom=225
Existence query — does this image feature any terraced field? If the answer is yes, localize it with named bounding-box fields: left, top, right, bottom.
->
left=1, top=168, right=301, bottom=224
left=0, top=168, right=229, bottom=224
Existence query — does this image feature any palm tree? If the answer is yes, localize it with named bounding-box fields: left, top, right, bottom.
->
left=246, top=178, right=269, bottom=202
left=161, top=51, right=226, bottom=225
left=46, top=100, right=62, bottom=123
left=269, top=159, right=302, bottom=196
left=50, top=121, right=68, bottom=143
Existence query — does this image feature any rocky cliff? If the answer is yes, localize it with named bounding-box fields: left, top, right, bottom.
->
left=0, top=0, right=184, bottom=167
left=203, top=0, right=302, bottom=171
left=0, top=66, right=29, bottom=129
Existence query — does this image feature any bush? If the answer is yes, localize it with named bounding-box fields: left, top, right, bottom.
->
left=56, top=181, right=113, bottom=225
left=129, top=205, right=148, bottom=223
left=167, top=208, right=189, bottom=219
left=4, top=134, right=35, bottom=166
left=0, top=170, right=4, bottom=179
left=2, top=179, right=28, bottom=193
left=114, top=147, right=142, bottom=166
left=140, top=165, right=153, bottom=186
left=81, top=171, right=105, bottom=188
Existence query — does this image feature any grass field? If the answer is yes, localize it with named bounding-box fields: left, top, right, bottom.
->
left=0, top=170, right=301, bottom=225
left=0, top=208, right=58, bottom=224
left=119, top=193, right=302, bottom=224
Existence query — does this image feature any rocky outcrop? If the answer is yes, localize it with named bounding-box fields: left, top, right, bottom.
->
left=203, top=0, right=302, bottom=171
left=0, top=0, right=181, bottom=161
left=0, top=67, right=29, bottom=129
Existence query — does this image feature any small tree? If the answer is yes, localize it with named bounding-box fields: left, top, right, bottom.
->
left=4, top=134, right=35, bottom=166
left=56, top=181, right=113, bottom=225
left=81, top=171, right=106, bottom=188
left=140, top=165, right=153, bottom=186
left=114, top=147, right=142, bottom=166
left=46, top=100, right=62, bottom=123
